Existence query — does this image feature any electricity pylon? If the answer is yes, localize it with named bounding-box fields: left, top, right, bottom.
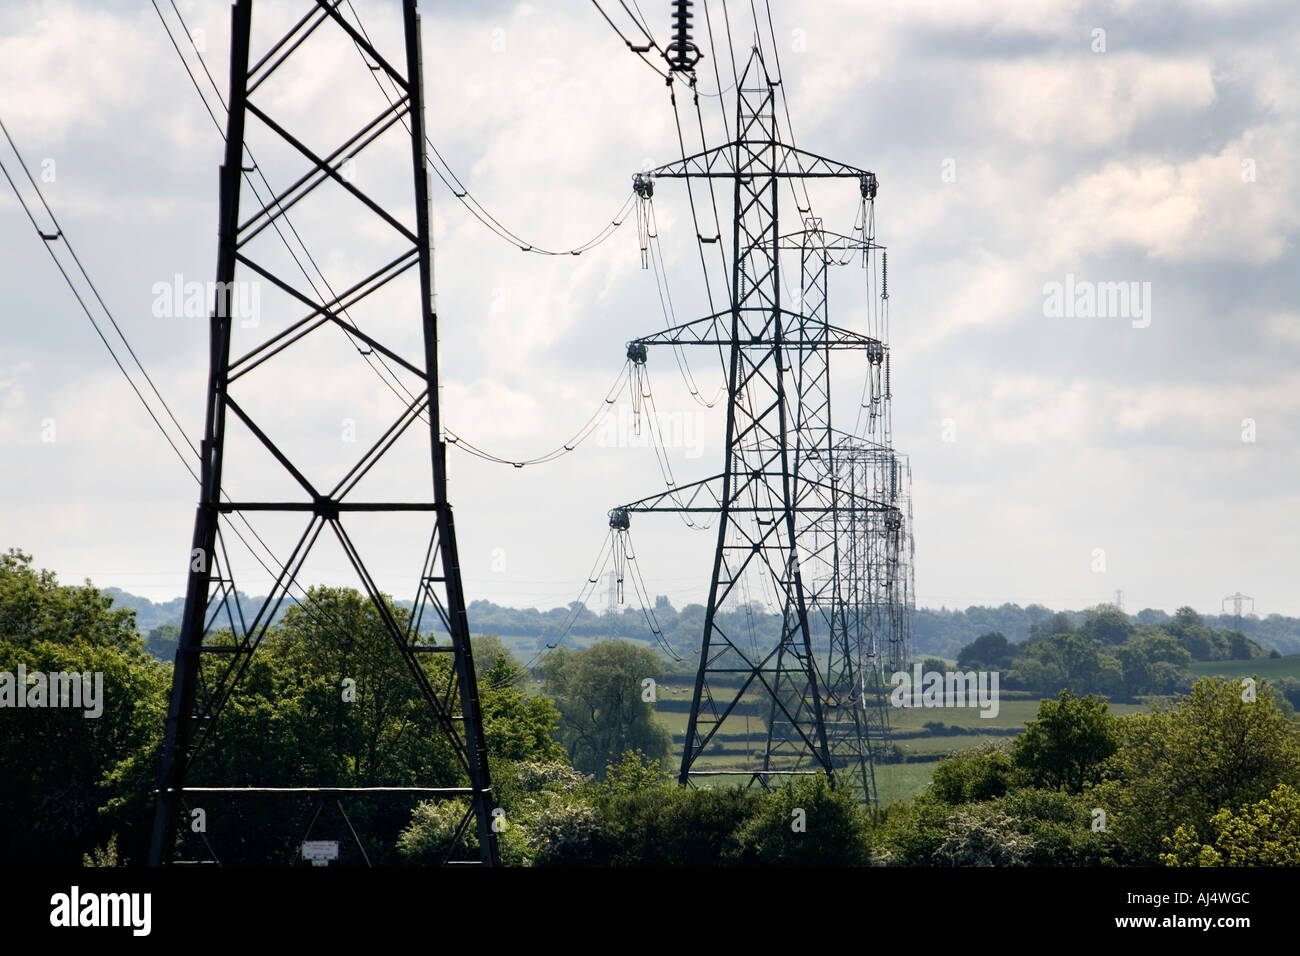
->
left=609, top=47, right=894, bottom=790
left=150, top=0, right=498, bottom=865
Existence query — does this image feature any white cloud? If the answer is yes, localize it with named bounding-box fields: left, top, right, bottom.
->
left=1041, top=125, right=1298, bottom=264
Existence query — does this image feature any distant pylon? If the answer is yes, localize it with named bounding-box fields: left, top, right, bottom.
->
left=1222, top=591, right=1255, bottom=625
left=609, top=48, right=894, bottom=792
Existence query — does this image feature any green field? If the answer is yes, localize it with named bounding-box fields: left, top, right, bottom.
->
left=872, top=762, right=942, bottom=806
left=1188, top=655, right=1300, bottom=681
left=649, top=687, right=1154, bottom=804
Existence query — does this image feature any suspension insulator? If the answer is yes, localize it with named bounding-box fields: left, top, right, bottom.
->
left=881, top=250, right=889, bottom=300
left=609, top=507, right=631, bottom=530
left=627, top=342, right=648, bottom=364
left=666, top=0, right=702, bottom=72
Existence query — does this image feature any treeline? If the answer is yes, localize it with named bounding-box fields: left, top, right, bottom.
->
left=949, top=605, right=1281, bottom=702
left=915, top=603, right=1300, bottom=659
left=108, top=587, right=1300, bottom=667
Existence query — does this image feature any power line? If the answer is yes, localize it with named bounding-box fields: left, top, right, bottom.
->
left=156, top=0, right=632, bottom=471
left=1, top=113, right=428, bottom=683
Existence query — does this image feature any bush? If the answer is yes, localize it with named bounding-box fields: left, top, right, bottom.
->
left=733, top=774, right=871, bottom=866
left=929, top=744, right=1016, bottom=804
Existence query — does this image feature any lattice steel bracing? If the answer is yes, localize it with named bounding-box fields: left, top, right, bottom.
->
left=834, top=438, right=914, bottom=801
left=149, top=0, right=498, bottom=865
left=610, top=48, right=894, bottom=790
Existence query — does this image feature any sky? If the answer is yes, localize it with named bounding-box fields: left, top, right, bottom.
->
left=1, top=0, right=1298, bottom=621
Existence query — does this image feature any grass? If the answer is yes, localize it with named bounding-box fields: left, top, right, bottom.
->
left=1188, top=655, right=1300, bottom=681
left=648, top=684, right=1156, bottom=805
left=872, top=762, right=939, bottom=806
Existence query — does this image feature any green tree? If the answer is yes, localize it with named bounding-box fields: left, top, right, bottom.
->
left=1161, top=783, right=1300, bottom=866
left=1079, top=604, right=1134, bottom=646
left=1011, top=633, right=1119, bottom=696
left=733, top=774, right=871, bottom=866
left=1098, top=677, right=1300, bottom=864
left=0, top=549, right=170, bottom=865
left=474, top=636, right=567, bottom=766
left=143, top=623, right=179, bottom=662
left=1028, top=611, right=1075, bottom=643
left=956, top=632, right=1015, bottom=670
left=1012, top=691, right=1117, bottom=793
left=929, top=743, right=1016, bottom=804
left=539, top=642, right=672, bottom=778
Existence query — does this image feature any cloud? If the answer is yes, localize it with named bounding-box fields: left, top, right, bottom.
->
left=1041, top=126, right=1297, bottom=264
left=981, top=54, right=1216, bottom=148
left=3, top=0, right=1300, bottom=617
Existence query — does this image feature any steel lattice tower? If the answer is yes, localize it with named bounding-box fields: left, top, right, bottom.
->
left=150, top=0, right=498, bottom=865
left=610, top=48, right=894, bottom=790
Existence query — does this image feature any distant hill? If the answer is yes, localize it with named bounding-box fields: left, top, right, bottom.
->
left=104, top=587, right=1300, bottom=663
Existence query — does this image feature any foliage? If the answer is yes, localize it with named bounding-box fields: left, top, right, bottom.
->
left=1096, top=677, right=1300, bottom=864
left=0, top=549, right=169, bottom=865
left=396, top=799, right=476, bottom=865
left=1009, top=633, right=1123, bottom=697
left=539, top=642, right=672, bottom=778
left=732, top=774, right=871, bottom=866
left=1078, top=604, right=1134, bottom=646
left=1011, top=691, right=1117, bottom=793
left=931, top=804, right=1036, bottom=866
left=929, top=743, right=1017, bottom=804
left=956, top=631, right=1017, bottom=670
left=1160, top=783, right=1300, bottom=867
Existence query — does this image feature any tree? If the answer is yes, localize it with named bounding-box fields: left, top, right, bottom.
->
left=0, top=549, right=170, bottom=865
left=733, top=773, right=870, bottom=866
left=474, top=636, right=567, bottom=766
left=1098, top=677, right=1300, bottom=864
left=1166, top=606, right=1221, bottom=661
left=1010, top=633, right=1120, bottom=696
left=932, top=805, right=1035, bottom=866
left=957, top=632, right=1015, bottom=670
left=1028, top=612, right=1074, bottom=643
left=1161, top=783, right=1300, bottom=867
left=929, top=744, right=1016, bottom=804
left=1114, top=633, right=1192, bottom=698
left=1012, top=691, right=1117, bottom=793
left=143, top=623, right=179, bottom=662
left=539, top=642, right=672, bottom=778
left=1079, top=604, right=1133, bottom=646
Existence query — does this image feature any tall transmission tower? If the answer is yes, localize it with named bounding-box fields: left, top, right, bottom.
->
left=150, top=0, right=498, bottom=865
left=609, top=45, right=897, bottom=792
left=1222, top=592, right=1255, bottom=626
